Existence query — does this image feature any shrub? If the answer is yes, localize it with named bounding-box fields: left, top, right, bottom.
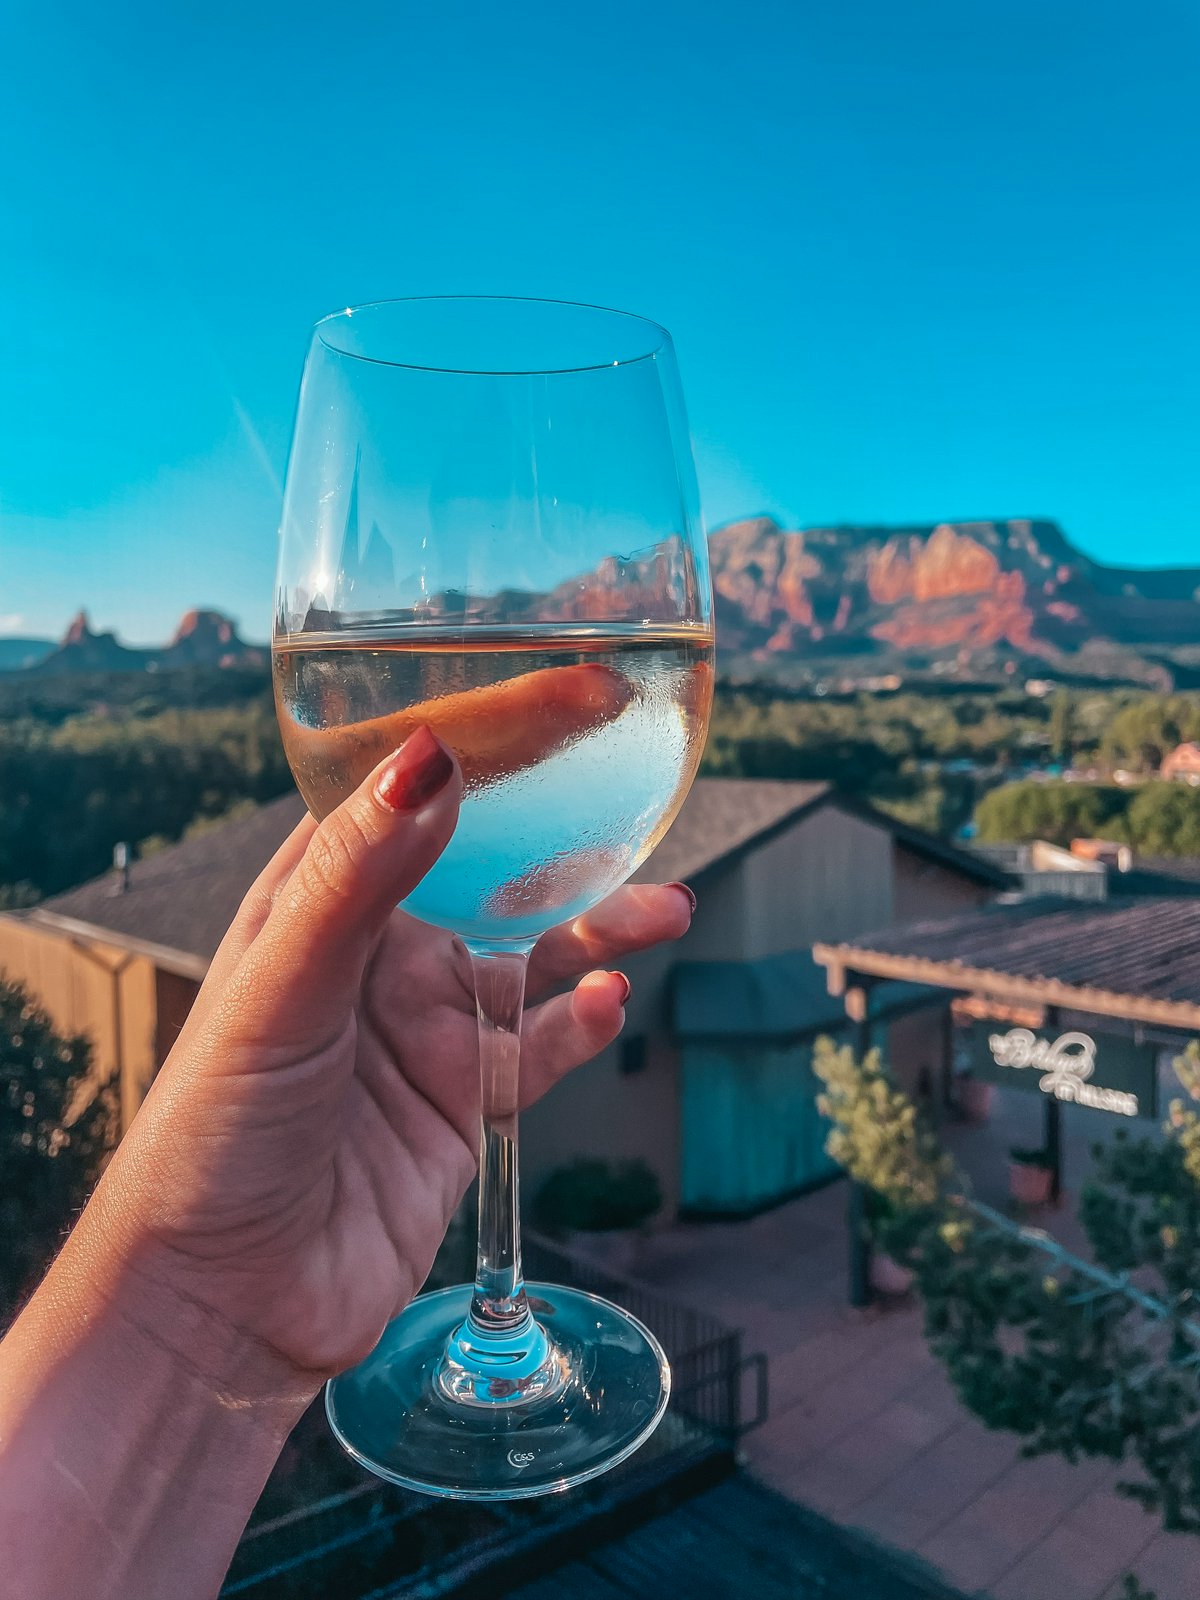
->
left=0, top=975, right=117, bottom=1319
left=533, top=1159, right=662, bottom=1234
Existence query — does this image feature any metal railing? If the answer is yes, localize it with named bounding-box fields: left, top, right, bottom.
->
left=522, top=1229, right=768, bottom=1438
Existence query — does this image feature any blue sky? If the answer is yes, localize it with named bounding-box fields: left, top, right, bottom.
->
left=1, top=0, right=1197, bottom=642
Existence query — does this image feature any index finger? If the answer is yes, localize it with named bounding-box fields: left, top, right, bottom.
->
left=279, top=660, right=633, bottom=819
left=201, top=812, right=317, bottom=990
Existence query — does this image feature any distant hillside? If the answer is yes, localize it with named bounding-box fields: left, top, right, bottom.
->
left=0, top=637, right=55, bottom=671
left=25, top=611, right=266, bottom=676
left=708, top=517, right=1200, bottom=688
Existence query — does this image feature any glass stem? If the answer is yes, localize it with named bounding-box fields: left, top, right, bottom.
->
left=465, top=938, right=534, bottom=1336
left=436, top=937, right=565, bottom=1407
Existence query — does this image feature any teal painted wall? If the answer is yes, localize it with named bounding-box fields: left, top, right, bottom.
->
left=680, top=1040, right=840, bottom=1215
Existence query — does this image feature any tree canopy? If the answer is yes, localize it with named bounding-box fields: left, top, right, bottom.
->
left=7, top=668, right=1200, bottom=907
left=974, top=779, right=1128, bottom=846
left=975, top=777, right=1200, bottom=856
left=0, top=669, right=293, bottom=900
left=0, top=975, right=117, bottom=1319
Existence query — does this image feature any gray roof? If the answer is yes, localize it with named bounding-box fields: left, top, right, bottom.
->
left=818, top=895, right=1200, bottom=1013
left=30, top=777, right=1003, bottom=970
left=630, top=779, right=1008, bottom=891
left=630, top=779, right=831, bottom=886
left=33, top=793, right=309, bottom=971
left=1116, top=857, right=1200, bottom=897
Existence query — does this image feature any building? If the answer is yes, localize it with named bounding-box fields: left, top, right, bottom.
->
left=814, top=894, right=1200, bottom=1295
left=0, top=779, right=1008, bottom=1219
left=1161, top=741, right=1200, bottom=783
left=974, top=837, right=1200, bottom=902
left=561, top=782, right=1006, bottom=1216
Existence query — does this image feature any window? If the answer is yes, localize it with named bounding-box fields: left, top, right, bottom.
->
left=619, top=1036, right=648, bottom=1076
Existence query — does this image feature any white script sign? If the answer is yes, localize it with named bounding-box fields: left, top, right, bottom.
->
left=986, top=1028, right=1139, bottom=1117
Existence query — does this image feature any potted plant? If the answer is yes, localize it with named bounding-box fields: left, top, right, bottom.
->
left=957, top=1072, right=995, bottom=1124
left=532, top=1158, right=663, bottom=1274
left=813, top=1037, right=951, bottom=1302
left=1009, top=1145, right=1055, bottom=1206
left=869, top=1251, right=916, bottom=1297
left=866, top=1193, right=917, bottom=1297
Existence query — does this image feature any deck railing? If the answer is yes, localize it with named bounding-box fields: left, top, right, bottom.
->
left=522, top=1230, right=768, bottom=1438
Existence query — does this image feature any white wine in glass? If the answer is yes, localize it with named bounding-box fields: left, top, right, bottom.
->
left=275, top=624, right=712, bottom=940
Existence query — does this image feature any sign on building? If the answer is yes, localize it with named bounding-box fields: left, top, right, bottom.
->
left=970, top=1023, right=1158, bottom=1120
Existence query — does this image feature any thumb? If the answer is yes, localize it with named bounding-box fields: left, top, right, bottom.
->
left=240, top=727, right=460, bottom=1029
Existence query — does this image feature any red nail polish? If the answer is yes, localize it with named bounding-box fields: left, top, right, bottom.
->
left=612, top=971, right=631, bottom=1005
left=375, top=727, right=454, bottom=812
left=666, top=881, right=697, bottom=915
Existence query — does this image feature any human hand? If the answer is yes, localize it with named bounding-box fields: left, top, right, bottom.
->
left=95, top=727, right=693, bottom=1394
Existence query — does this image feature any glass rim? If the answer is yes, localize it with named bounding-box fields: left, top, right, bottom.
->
left=312, top=294, right=672, bottom=377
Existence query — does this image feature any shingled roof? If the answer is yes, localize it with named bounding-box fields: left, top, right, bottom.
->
left=29, top=793, right=310, bottom=976
left=629, top=779, right=831, bottom=886
left=26, top=778, right=1005, bottom=973
left=815, top=895, right=1200, bottom=1031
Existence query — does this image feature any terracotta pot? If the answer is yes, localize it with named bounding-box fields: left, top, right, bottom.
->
left=869, top=1251, right=915, bottom=1297
left=1009, top=1161, right=1054, bottom=1206
left=958, top=1078, right=995, bottom=1124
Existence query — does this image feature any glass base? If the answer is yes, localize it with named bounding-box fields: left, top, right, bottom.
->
left=325, top=1281, right=670, bottom=1500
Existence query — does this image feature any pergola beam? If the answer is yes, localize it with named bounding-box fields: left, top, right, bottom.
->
left=812, top=942, right=1200, bottom=1035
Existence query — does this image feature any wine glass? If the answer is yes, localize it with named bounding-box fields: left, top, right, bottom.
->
left=272, top=296, right=713, bottom=1499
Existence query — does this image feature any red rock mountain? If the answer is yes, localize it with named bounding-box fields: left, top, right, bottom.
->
left=168, top=609, right=249, bottom=666
left=707, top=517, right=1200, bottom=687
left=23, top=519, right=1200, bottom=688
left=30, top=611, right=265, bottom=675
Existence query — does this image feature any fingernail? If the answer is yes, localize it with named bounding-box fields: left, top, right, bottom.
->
left=611, top=971, right=631, bottom=1006
left=375, top=727, right=454, bottom=812
left=666, top=881, right=697, bottom=915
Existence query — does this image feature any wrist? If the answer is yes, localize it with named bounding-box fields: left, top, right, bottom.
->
left=109, top=1247, right=322, bottom=1426
left=53, top=1156, right=323, bottom=1425
left=1, top=1219, right=312, bottom=1600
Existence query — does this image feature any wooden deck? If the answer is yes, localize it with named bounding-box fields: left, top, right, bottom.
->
left=506, top=1475, right=966, bottom=1600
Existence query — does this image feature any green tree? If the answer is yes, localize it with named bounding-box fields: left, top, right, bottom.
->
left=0, top=699, right=293, bottom=898
left=1123, top=782, right=1200, bottom=857
left=1048, top=691, right=1074, bottom=763
left=1100, top=696, right=1200, bottom=775
left=0, top=882, right=40, bottom=910
left=974, top=778, right=1128, bottom=845
left=0, top=975, right=118, bottom=1319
